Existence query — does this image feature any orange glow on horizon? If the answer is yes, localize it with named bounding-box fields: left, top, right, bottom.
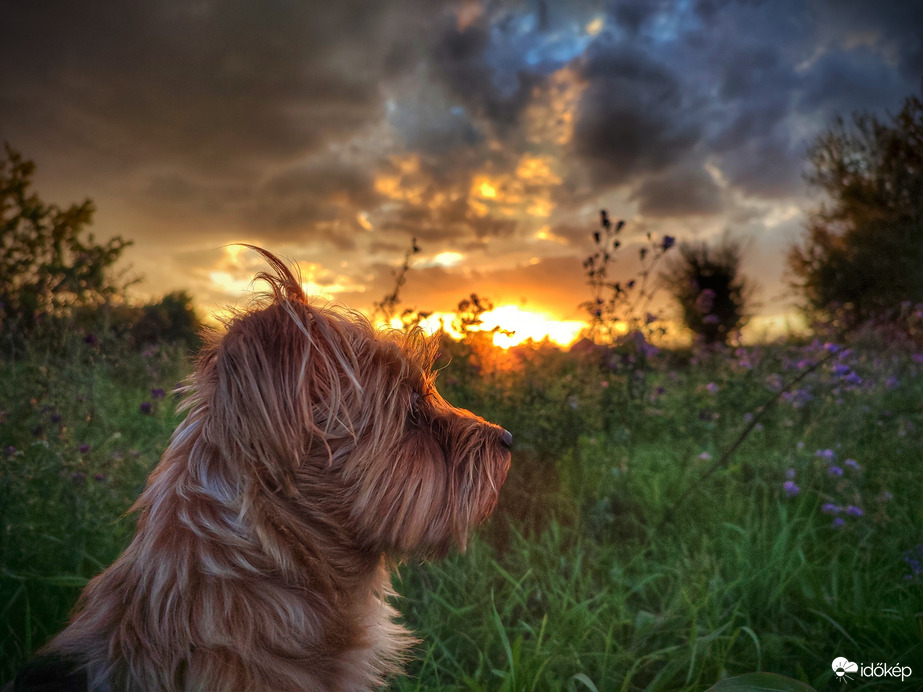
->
left=383, top=305, right=586, bottom=349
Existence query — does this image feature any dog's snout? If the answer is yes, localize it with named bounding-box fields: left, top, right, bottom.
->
left=499, top=429, right=513, bottom=450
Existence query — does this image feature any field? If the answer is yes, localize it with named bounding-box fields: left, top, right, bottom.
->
left=1, top=326, right=921, bottom=690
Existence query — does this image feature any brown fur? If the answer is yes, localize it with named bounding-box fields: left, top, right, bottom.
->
left=43, top=247, right=511, bottom=691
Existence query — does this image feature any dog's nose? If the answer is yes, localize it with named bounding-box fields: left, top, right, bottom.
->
left=499, top=429, right=513, bottom=450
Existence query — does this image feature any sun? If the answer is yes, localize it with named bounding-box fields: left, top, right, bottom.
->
left=476, top=305, right=585, bottom=349
left=380, top=306, right=586, bottom=350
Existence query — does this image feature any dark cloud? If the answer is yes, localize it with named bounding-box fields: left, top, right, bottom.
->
left=133, top=157, right=381, bottom=250
left=797, top=46, right=911, bottom=122
left=631, top=166, right=722, bottom=218
left=387, top=87, right=484, bottom=155
left=810, top=0, right=923, bottom=81
left=0, top=0, right=429, bottom=175
left=571, top=41, right=700, bottom=187
left=430, top=18, right=543, bottom=136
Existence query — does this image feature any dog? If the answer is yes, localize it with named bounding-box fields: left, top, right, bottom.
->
left=9, top=247, right=511, bottom=691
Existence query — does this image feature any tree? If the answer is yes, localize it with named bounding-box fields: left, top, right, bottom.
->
left=129, top=291, right=204, bottom=349
left=788, top=83, right=923, bottom=331
left=661, top=237, right=755, bottom=345
left=0, top=144, right=132, bottom=336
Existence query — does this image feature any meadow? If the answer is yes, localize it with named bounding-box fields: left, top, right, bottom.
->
left=1, top=322, right=922, bottom=690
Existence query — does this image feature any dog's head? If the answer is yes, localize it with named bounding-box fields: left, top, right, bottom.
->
left=189, top=246, right=511, bottom=560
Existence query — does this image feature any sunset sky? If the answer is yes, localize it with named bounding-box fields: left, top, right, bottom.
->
left=2, top=0, right=921, bottom=346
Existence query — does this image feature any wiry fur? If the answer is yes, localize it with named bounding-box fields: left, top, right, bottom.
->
left=42, top=247, right=511, bottom=691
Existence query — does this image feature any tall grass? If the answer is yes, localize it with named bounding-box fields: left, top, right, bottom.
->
left=1, top=329, right=921, bottom=689
left=1, top=329, right=188, bottom=672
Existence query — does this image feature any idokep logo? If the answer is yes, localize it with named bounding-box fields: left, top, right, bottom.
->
left=831, top=657, right=913, bottom=683
left=831, top=657, right=858, bottom=682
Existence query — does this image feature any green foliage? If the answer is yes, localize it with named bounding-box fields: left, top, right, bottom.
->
left=0, top=330, right=189, bottom=672
left=788, top=83, right=923, bottom=331
left=705, top=672, right=817, bottom=691
left=127, top=291, right=204, bottom=350
left=396, top=337, right=923, bottom=690
left=3, top=317, right=923, bottom=689
left=0, top=145, right=132, bottom=339
left=661, top=237, right=755, bottom=345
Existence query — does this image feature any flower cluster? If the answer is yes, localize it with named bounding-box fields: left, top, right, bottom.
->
left=903, top=545, right=923, bottom=582
left=782, top=448, right=874, bottom=529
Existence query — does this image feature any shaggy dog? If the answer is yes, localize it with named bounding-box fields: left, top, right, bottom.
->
left=9, top=247, right=511, bottom=691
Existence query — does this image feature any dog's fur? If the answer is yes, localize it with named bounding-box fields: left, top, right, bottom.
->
left=39, top=247, right=511, bottom=691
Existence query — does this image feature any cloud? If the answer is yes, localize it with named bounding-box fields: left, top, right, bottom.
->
left=431, top=18, right=543, bottom=135
left=3, top=0, right=923, bottom=329
left=631, top=166, right=722, bottom=218
left=0, top=1, right=429, bottom=175
left=571, top=40, right=700, bottom=188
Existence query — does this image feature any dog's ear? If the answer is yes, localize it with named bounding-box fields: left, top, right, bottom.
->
left=199, top=309, right=306, bottom=495
left=200, top=296, right=371, bottom=496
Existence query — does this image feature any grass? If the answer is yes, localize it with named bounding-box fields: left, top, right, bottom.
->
left=1, top=329, right=921, bottom=690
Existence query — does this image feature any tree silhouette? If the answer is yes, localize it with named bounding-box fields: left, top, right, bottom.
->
left=0, top=144, right=132, bottom=336
left=661, top=237, right=755, bottom=345
left=788, top=83, right=923, bottom=331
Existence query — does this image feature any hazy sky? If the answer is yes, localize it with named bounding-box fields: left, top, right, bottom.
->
left=2, top=0, right=921, bottom=343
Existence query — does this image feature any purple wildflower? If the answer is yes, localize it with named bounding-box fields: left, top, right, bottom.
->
left=828, top=465, right=844, bottom=477
left=886, top=376, right=899, bottom=389
left=844, top=459, right=860, bottom=470
left=783, top=480, right=799, bottom=497
left=83, top=334, right=99, bottom=347
left=832, top=364, right=851, bottom=377
left=785, top=468, right=796, bottom=479
left=93, top=473, right=107, bottom=483
left=821, top=503, right=840, bottom=514
left=140, top=401, right=152, bottom=415
left=912, top=353, right=923, bottom=364
left=831, top=517, right=846, bottom=528
left=661, top=235, right=676, bottom=250
left=151, top=388, right=166, bottom=400
left=706, top=382, right=719, bottom=394
left=845, top=505, right=864, bottom=517
left=902, top=545, right=923, bottom=581
left=78, top=443, right=91, bottom=454
left=815, top=449, right=835, bottom=460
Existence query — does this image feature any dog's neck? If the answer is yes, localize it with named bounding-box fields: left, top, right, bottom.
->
left=45, top=413, right=414, bottom=691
